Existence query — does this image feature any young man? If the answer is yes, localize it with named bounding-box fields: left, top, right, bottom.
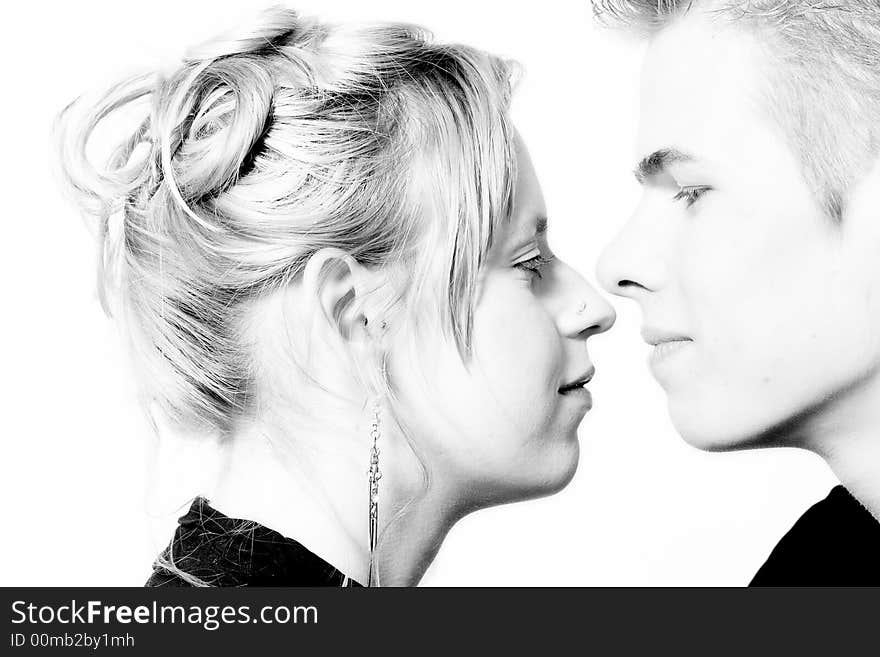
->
left=593, top=0, right=880, bottom=584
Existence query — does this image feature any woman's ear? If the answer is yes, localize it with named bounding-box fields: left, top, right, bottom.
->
left=301, top=247, right=382, bottom=344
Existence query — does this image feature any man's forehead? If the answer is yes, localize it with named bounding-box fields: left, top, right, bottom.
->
left=636, top=13, right=771, bottom=165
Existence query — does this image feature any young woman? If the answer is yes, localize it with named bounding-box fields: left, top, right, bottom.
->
left=56, top=6, right=615, bottom=586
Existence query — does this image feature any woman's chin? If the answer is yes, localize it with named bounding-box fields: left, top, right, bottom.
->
left=546, top=441, right=581, bottom=493
left=513, top=439, right=581, bottom=501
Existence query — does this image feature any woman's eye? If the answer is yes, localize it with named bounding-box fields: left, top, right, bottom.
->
left=673, top=185, right=712, bottom=208
left=514, top=254, right=554, bottom=280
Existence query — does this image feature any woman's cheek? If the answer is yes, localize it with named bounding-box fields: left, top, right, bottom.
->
left=471, top=275, right=562, bottom=391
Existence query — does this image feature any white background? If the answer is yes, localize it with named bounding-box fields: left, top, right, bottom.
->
left=1, top=0, right=835, bottom=586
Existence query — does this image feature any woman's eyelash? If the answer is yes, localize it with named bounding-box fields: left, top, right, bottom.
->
left=514, top=254, right=554, bottom=279
left=673, top=185, right=712, bottom=207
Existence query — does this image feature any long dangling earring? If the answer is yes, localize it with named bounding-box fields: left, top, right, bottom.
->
left=367, top=397, right=382, bottom=586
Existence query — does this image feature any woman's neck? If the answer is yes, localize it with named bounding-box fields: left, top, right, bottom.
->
left=204, top=420, right=371, bottom=583
left=201, top=407, right=460, bottom=586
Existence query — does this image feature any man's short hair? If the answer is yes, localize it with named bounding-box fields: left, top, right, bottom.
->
left=593, top=1, right=880, bottom=220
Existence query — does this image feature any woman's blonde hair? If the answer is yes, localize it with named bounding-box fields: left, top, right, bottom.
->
left=56, top=6, right=518, bottom=433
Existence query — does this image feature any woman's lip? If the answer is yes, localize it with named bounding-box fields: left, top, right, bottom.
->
left=559, top=367, right=595, bottom=393
left=559, top=384, right=591, bottom=395
left=560, top=386, right=592, bottom=411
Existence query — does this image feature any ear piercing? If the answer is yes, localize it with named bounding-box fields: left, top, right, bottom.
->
left=364, top=317, right=388, bottom=330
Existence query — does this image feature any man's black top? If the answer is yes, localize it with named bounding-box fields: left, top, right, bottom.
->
left=145, top=496, right=362, bottom=587
left=750, top=485, right=880, bottom=586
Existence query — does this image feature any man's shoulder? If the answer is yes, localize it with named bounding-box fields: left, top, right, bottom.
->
left=750, top=486, right=880, bottom=586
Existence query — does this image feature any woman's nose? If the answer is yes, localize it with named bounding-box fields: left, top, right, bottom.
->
left=557, top=264, right=616, bottom=339
left=580, top=286, right=617, bottom=337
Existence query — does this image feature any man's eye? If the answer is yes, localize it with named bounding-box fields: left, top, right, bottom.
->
left=514, top=255, right=554, bottom=280
left=673, top=185, right=712, bottom=208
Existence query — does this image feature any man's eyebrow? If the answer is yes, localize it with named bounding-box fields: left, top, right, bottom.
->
left=634, top=148, right=695, bottom=184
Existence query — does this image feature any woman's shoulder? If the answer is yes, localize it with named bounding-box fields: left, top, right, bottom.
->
left=145, top=497, right=361, bottom=587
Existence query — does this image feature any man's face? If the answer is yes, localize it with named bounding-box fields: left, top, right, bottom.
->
left=597, top=12, right=880, bottom=451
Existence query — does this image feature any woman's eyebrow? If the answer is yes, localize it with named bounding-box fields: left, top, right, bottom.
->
left=536, top=216, right=548, bottom=235
left=510, top=216, right=548, bottom=253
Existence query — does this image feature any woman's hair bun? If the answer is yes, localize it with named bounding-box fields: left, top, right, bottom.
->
left=55, top=4, right=518, bottom=432
left=157, top=6, right=320, bottom=207
left=163, top=56, right=275, bottom=204
left=183, top=6, right=304, bottom=63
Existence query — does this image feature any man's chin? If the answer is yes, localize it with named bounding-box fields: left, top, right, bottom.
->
left=679, top=431, right=750, bottom=452
left=669, top=399, right=820, bottom=452
left=669, top=407, right=767, bottom=453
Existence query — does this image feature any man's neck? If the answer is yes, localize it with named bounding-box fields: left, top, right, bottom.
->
left=819, top=434, right=880, bottom=523
left=804, top=372, right=880, bottom=522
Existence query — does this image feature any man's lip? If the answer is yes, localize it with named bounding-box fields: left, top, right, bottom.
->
left=641, top=327, right=693, bottom=346
left=559, top=366, right=595, bottom=393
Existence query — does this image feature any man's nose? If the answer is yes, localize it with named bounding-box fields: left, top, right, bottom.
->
left=596, top=209, right=667, bottom=300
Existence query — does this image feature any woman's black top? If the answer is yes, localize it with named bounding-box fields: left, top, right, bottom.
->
left=145, top=496, right=362, bottom=587
left=750, top=485, right=880, bottom=586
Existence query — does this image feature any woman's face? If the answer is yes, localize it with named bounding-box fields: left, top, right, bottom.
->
left=390, top=134, right=616, bottom=507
